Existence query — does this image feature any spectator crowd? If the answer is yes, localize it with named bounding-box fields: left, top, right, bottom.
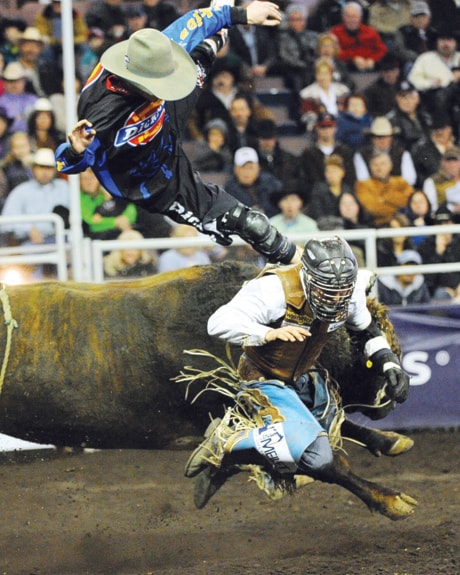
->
left=0, top=0, right=459, bottom=301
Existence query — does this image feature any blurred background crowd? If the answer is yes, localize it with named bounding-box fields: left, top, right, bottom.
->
left=0, top=0, right=459, bottom=305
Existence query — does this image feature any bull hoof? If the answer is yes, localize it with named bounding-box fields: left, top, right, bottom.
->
left=374, top=491, right=418, bottom=521
left=369, top=431, right=414, bottom=457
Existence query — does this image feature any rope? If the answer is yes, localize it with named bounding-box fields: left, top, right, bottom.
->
left=0, top=284, right=18, bottom=395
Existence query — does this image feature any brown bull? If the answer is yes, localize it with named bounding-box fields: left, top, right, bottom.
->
left=0, top=261, right=416, bottom=520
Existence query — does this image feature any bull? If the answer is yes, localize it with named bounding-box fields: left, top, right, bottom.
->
left=0, top=261, right=416, bottom=520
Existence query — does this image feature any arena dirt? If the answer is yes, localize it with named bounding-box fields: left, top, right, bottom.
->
left=0, top=429, right=458, bottom=575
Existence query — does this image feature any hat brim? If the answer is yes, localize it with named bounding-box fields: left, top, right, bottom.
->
left=100, top=38, right=197, bottom=101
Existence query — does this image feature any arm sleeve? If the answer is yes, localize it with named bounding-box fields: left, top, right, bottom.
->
left=207, top=274, right=287, bottom=346
left=55, top=138, right=99, bottom=174
left=346, top=270, right=394, bottom=359
left=163, top=6, right=247, bottom=53
left=401, top=150, right=417, bottom=186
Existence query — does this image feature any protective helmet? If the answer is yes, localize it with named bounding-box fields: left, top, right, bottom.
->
left=300, top=236, right=358, bottom=322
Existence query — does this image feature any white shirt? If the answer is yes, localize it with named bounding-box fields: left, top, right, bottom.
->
left=207, top=269, right=374, bottom=347
left=408, top=50, right=460, bottom=91
left=353, top=149, right=417, bottom=185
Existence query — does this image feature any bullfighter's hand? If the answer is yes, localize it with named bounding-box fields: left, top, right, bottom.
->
left=265, top=325, right=310, bottom=343
left=246, top=1, right=282, bottom=26
left=68, top=119, right=96, bottom=154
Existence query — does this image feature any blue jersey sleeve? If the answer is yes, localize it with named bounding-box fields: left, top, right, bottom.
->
left=163, top=6, right=234, bottom=54
left=55, top=140, right=98, bottom=175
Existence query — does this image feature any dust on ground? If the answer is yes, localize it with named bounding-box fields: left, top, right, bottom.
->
left=0, top=429, right=458, bottom=575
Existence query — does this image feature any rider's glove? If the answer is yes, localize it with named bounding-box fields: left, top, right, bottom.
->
left=368, top=350, right=410, bottom=403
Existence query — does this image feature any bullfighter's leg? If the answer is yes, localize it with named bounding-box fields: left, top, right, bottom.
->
left=215, top=203, right=298, bottom=264
left=341, top=419, right=414, bottom=457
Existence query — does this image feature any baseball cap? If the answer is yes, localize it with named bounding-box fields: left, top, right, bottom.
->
left=397, top=80, right=417, bottom=94
left=316, top=112, right=336, bottom=127
left=443, top=146, right=460, bottom=161
left=397, top=250, right=422, bottom=265
left=204, top=118, right=228, bottom=135
left=88, top=27, right=105, bottom=40
left=410, top=1, right=430, bottom=16
left=234, top=147, right=259, bottom=166
left=433, top=205, right=453, bottom=223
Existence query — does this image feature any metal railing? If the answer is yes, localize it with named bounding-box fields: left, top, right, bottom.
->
left=0, top=217, right=459, bottom=289
left=0, top=214, right=68, bottom=281
left=90, top=224, right=460, bottom=286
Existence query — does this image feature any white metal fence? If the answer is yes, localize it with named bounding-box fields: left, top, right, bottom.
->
left=0, top=214, right=68, bottom=281
left=1, top=216, right=460, bottom=290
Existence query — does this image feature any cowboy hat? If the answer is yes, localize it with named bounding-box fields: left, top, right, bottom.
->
left=365, top=116, right=400, bottom=137
left=100, top=28, right=197, bottom=101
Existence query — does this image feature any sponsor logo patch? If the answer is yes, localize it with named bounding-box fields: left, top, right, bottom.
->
left=115, top=100, right=166, bottom=148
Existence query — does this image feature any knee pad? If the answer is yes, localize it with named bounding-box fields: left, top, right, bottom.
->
left=217, top=204, right=296, bottom=264
left=298, top=433, right=333, bottom=475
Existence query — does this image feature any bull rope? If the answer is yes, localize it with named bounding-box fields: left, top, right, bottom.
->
left=0, top=284, right=18, bottom=395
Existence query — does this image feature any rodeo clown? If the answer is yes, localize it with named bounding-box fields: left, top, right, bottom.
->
left=55, top=1, right=298, bottom=265
left=185, top=236, right=412, bottom=510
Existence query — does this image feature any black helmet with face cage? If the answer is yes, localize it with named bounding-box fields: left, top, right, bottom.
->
left=300, top=236, right=358, bottom=322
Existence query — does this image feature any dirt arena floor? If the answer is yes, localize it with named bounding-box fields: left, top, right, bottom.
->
left=0, top=428, right=458, bottom=575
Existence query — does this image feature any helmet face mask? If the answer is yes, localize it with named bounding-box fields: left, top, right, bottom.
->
left=301, top=236, right=358, bottom=322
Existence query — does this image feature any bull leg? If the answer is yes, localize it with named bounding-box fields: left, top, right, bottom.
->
left=305, top=452, right=418, bottom=521
left=341, top=419, right=414, bottom=457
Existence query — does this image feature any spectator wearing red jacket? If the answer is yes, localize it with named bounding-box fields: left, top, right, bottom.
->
left=330, top=1, right=388, bottom=72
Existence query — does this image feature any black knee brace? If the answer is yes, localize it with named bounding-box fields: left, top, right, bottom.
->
left=191, top=34, right=227, bottom=71
left=217, top=204, right=296, bottom=264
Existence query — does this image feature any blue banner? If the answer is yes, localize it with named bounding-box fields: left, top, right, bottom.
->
left=359, top=304, right=460, bottom=430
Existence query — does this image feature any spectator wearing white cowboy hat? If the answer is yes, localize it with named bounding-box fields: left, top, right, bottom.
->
left=1, top=147, right=70, bottom=244
left=56, top=2, right=301, bottom=266
left=353, top=115, right=417, bottom=185
left=0, top=61, right=38, bottom=132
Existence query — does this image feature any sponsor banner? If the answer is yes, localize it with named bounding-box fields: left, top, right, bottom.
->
left=355, top=304, right=460, bottom=430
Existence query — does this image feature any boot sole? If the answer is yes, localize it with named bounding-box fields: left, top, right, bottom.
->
left=184, top=418, right=222, bottom=478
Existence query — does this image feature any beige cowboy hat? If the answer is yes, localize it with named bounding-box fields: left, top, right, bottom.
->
left=365, top=116, right=400, bottom=137
left=100, top=28, right=197, bottom=101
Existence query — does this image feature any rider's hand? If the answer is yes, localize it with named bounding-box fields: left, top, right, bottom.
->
left=246, top=1, right=282, bottom=26
left=369, top=351, right=410, bottom=403
left=265, top=325, right=310, bottom=343
left=68, top=119, right=96, bottom=154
